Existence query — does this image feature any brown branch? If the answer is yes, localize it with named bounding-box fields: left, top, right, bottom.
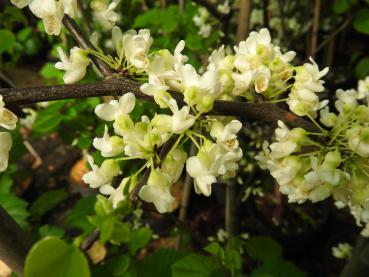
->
left=236, top=0, right=252, bottom=43
left=0, top=205, right=33, bottom=276
left=0, top=77, right=319, bottom=132
left=62, top=15, right=114, bottom=78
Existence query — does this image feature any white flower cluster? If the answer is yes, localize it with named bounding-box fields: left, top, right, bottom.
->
left=0, top=96, right=18, bottom=172
left=257, top=78, right=369, bottom=235
left=193, top=7, right=212, bottom=38
left=332, top=243, right=352, bottom=259
left=91, top=0, right=120, bottom=30
left=11, top=0, right=78, bottom=35
left=287, top=58, right=329, bottom=118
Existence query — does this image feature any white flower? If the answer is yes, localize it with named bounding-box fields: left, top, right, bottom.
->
left=123, top=29, right=153, bottom=69
left=93, top=126, right=124, bottom=157
left=100, top=177, right=130, bottom=208
left=335, top=89, right=359, bottom=113
left=358, top=76, right=369, bottom=100
left=217, top=0, right=230, bottom=14
left=10, top=0, right=28, bottom=8
left=152, top=99, right=195, bottom=134
left=253, top=66, right=271, bottom=93
left=319, top=106, right=337, bottom=127
left=287, top=88, right=328, bottom=117
left=91, top=0, right=120, bottom=30
left=332, top=243, right=352, bottom=259
left=0, top=96, right=18, bottom=130
left=82, top=155, right=120, bottom=189
left=199, top=24, right=211, bottom=38
left=95, top=93, right=136, bottom=121
left=294, top=57, right=329, bottom=92
left=0, top=132, right=12, bottom=172
left=346, top=125, right=369, bottom=158
left=61, top=0, right=78, bottom=18
left=210, top=120, right=242, bottom=150
left=231, top=71, right=252, bottom=96
left=29, top=0, right=64, bottom=35
left=123, top=117, right=163, bottom=159
left=186, top=142, right=223, bottom=196
left=161, top=147, right=187, bottom=183
left=139, top=169, right=175, bottom=213
left=55, top=47, right=90, bottom=84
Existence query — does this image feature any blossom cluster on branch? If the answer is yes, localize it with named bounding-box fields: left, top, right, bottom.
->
left=5, top=0, right=369, bottom=236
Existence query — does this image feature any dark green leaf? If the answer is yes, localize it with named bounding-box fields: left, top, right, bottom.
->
left=245, top=237, right=282, bottom=262
left=355, top=57, right=369, bottom=79
left=128, top=227, right=152, bottom=254
left=171, top=254, right=223, bottom=277
left=354, top=8, right=369, bottom=35
left=65, top=196, right=96, bottom=232
left=0, top=29, right=16, bottom=54
left=30, top=189, right=67, bottom=219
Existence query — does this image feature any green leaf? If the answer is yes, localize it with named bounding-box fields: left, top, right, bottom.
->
left=100, top=215, right=115, bottom=244
left=333, top=0, right=357, bottom=14
left=110, top=222, right=131, bottom=244
left=0, top=29, right=16, bottom=54
left=354, top=8, right=369, bottom=35
left=32, top=110, right=64, bottom=133
left=128, top=227, right=152, bottom=254
left=204, top=242, right=222, bottom=255
left=94, top=195, right=113, bottom=217
left=65, top=196, right=96, bottom=232
left=105, top=255, right=130, bottom=276
left=38, top=225, right=65, bottom=239
left=251, top=259, right=306, bottom=277
left=135, top=249, right=187, bottom=277
left=185, top=33, right=202, bottom=51
left=171, top=254, right=223, bottom=277
left=25, top=237, right=90, bottom=277
left=245, top=237, right=282, bottom=263
left=0, top=192, right=29, bottom=229
left=30, top=189, right=67, bottom=219
left=355, top=57, right=369, bottom=79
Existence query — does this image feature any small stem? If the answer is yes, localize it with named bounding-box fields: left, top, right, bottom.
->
left=310, top=0, right=321, bottom=58
left=225, top=180, right=236, bottom=235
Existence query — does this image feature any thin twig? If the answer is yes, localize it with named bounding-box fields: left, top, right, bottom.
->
left=62, top=15, right=114, bottom=78
left=0, top=71, right=16, bottom=88
left=225, top=180, right=235, bottom=235
left=179, top=0, right=185, bottom=15
left=313, top=13, right=354, bottom=55
left=310, top=0, right=321, bottom=58
left=176, top=142, right=197, bottom=250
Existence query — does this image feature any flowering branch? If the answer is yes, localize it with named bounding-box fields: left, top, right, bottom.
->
left=0, top=77, right=319, bottom=132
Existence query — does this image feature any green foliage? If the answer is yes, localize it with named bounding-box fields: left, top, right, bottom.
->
left=355, top=57, right=369, bottom=79
left=333, top=0, right=358, bottom=14
left=0, top=30, right=16, bottom=54
left=354, top=8, right=369, bottom=34
left=172, top=254, right=225, bottom=277
left=25, top=237, right=90, bottom=277
left=0, top=166, right=29, bottom=229
left=65, top=196, right=96, bottom=233
left=38, top=224, right=65, bottom=239
left=245, top=237, right=306, bottom=277
left=127, top=227, right=152, bottom=255
left=30, top=189, right=68, bottom=219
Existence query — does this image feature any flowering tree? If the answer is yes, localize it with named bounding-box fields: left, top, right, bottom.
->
left=1, top=0, right=369, bottom=276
